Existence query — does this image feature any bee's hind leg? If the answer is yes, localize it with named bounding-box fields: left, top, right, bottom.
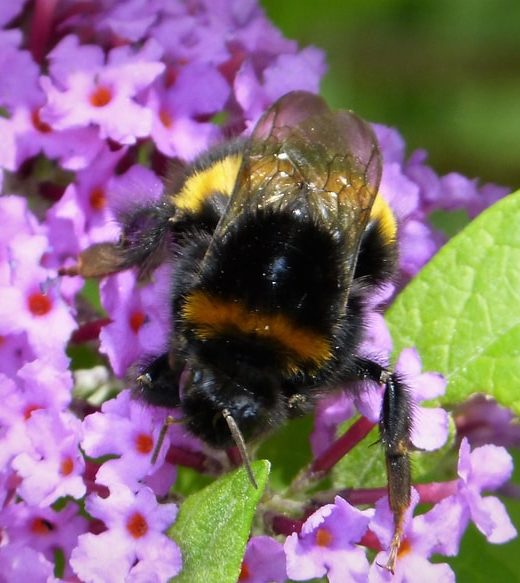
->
left=353, top=357, right=413, bottom=573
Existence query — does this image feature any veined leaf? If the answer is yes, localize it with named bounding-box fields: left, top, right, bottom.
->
left=169, top=460, right=270, bottom=583
left=387, top=191, right=520, bottom=414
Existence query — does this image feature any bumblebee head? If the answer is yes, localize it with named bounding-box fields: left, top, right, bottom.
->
left=180, top=365, right=284, bottom=450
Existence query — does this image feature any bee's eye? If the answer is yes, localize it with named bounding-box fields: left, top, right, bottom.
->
left=192, top=369, right=203, bottom=384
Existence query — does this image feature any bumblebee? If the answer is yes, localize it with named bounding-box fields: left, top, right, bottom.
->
left=70, top=91, right=412, bottom=570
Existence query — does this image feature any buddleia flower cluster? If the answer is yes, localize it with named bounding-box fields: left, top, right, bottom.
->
left=0, top=1, right=516, bottom=581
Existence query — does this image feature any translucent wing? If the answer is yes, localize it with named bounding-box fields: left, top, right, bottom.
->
left=204, top=91, right=382, bottom=300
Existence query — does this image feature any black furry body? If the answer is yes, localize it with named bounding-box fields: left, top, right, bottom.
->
left=136, top=176, right=404, bottom=449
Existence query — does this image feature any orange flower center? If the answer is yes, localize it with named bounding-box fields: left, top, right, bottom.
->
left=398, top=538, right=412, bottom=558
left=238, top=562, right=250, bottom=581
left=164, top=66, right=178, bottom=88
left=31, top=109, right=52, bottom=133
left=126, top=512, right=148, bottom=539
left=60, top=456, right=74, bottom=476
left=316, top=527, right=333, bottom=547
left=89, top=85, right=113, bottom=107
left=30, top=518, right=54, bottom=535
left=129, top=310, right=146, bottom=333
left=27, top=292, right=52, bottom=316
left=159, top=109, right=173, bottom=128
left=23, top=404, right=42, bottom=420
left=89, top=187, right=107, bottom=210
left=135, top=433, right=154, bottom=455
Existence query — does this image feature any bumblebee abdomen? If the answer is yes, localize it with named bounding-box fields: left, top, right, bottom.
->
left=204, top=210, right=345, bottom=326
left=180, top=209, right=347, bottom=373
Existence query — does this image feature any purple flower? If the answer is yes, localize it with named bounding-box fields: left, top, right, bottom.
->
left=0, top=226, right=76, bottom=364
left=94, top=0, right=160, bottom=43
left=108, top=163, right=165, bottom=215
left=240, top=536, right=287, bottom=583
left=0, top=118, right=16, bottom=175
left=1, top=502, right=88, bottom=577
left=360, top=300, right=395, bottom=356
left=99, top=264, right=172, bottom=377
left=0, top=195, right=42, bottom=268
left=310, top=392, right=355, bottom=457
left=82, top=390, right=175, bottom=494
left=403, top=149, right=443, bottom=214
left=0, top=543, right=56, bottom=583
left=48, top=146, right=125, bottom=246
left=11, top=104, right=105, bottom=172
left=0, top=31, right=104, bottom=172
left=12, top=409, right=85, bottom=506
left=0, top=361, right=73, bottom=469
left=372, top=124, right=444, bottom=280
left=368, top=490, right=456, bottom=582
left=372, top=125, right=406, bottom=165
left=397, top=348, right=449, bottom=451
left=40, top=35, right=165, bottom=145
left=147, top=62, right=230, bottom=159
left=425, top=438, right=517, bottom=555
left=0, top=1, right=27, bottom=28
left=46, top=161, right=164, bottom=279
left=285, top=496, right=370, bottom=582
left=438, top=173, right=491, bottom=218
left=235, top=46, right=326, bottom=125
left=398, top=219, right=441, bottom=279
left=11, top=358, right=72, bottom=412
left=0, top=272, right=76, bottom=364
left=0, top=30, right=39, bottom=111
left=0, top=333, right=34, bottom=379
left=456, top=439, right=516, bottom=543
left=455, top=394, right=520, bottom=448
left=313, top=347, right=449, bottom=458
left=70, top=484, right=181, bottom=583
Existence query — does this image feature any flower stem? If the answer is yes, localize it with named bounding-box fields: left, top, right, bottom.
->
left=359, top=530, right=383, bottom=551
left=29, top=0, right=58, bottom=64
left=71, top=318, right=112, bottom=344
left=166, top=446, right=223, bottom=475
left=310, top=416, right=375, bottom=476
left=268, top=512, right=304, bottom=536
left=289, top=416, right=375, bottom=494
left=313, top=480, right=458, bottom=507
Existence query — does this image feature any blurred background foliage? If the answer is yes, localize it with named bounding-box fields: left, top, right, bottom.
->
left=261, top=0, right=520, bottom=189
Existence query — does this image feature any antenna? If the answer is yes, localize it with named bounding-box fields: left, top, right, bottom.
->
left=222, top=409, right=258, bottom=489
left=150, top=415, right=177, bottom=465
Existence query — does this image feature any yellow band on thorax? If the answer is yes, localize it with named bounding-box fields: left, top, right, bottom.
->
left=370, top=193, right=397, bottom=243
left=172, top=154, right=242, bottom=213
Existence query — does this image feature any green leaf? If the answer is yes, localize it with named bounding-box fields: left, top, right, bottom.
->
left=169, top=460, right=270, bottom=583
left=173, top=466, right=215, bottom=498
left=332, top=423, right=386, bottom=490
left=429, top=209, right=470, bottom=238
left=387, top=191, right=520, bottom=414
left=257, top=416, right=313, bottom=490
left=82, top=279, right=103, bottom=313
